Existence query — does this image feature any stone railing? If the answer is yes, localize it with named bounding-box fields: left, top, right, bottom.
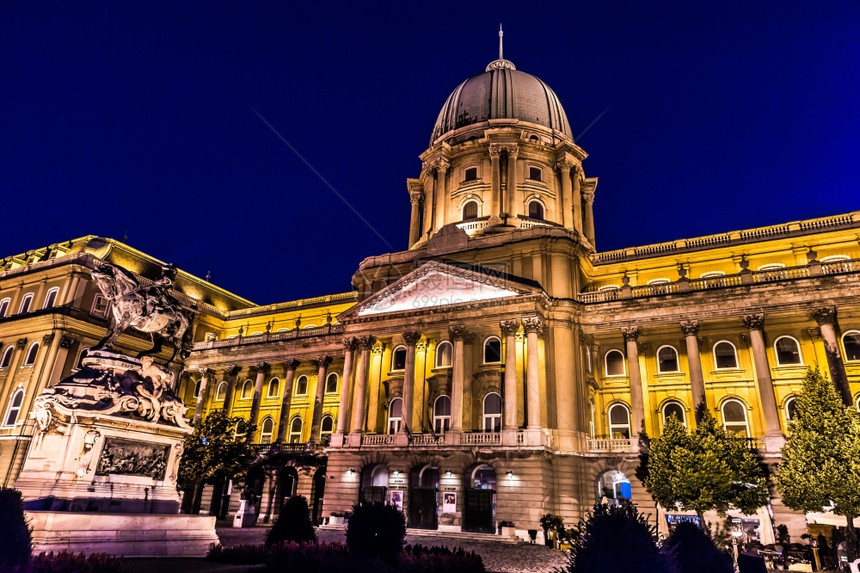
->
left=192, top=324, right=345, bottom=350
left=518, top=218, right=555, bottom=230
left=362, top=434, right=395, bottom=446
left=460, top=431, right=501, bottom=445
left=410, top=433, right=447, bottom=446
left=586, top=437, right=637, bottom=452
left=591, top=212, right=858, bottom=265
left=456, top=218, right=490, bottom=234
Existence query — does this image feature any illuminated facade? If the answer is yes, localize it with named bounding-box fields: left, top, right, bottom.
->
left=3, top=46, right=860, bottom=540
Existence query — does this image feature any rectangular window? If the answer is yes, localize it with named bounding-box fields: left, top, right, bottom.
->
left=528, top=166, right=542, bottom=181
left=464, top=167, right=478, bottom=181
left=19, top=294, right=33, bottom=314
left=91, top=295, right=109, bottom=317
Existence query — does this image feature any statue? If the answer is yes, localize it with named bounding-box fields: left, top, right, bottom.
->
left=91, top=263, right=194, bottom=361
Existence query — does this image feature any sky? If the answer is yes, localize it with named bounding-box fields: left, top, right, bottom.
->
left=2, top=1, right=859, bottom=304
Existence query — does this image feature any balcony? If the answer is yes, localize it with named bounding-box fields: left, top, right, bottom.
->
left=349, top=429, right=551, bottom=449
left=586, top=437, right=637, bottom=453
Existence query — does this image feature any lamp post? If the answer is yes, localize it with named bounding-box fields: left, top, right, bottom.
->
left=731, top=526, right=743, bottom=571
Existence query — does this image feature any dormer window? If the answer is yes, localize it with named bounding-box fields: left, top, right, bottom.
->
left=462, top=200, right=479, bottom=221
left=528, top=166, right=543, bottom=182
left=464, top=167, right=478, bottom=182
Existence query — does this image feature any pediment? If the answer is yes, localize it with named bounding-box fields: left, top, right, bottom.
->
left=343, top=262, right=538, bottom=319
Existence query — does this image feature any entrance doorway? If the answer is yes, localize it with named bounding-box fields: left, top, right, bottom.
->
left=272, top=467, right=298, bottom=519
left=409, top=465, right=439, bottom=529
left=311, top=467, right=326, bottom=525
left=360, top=464, right=389, bottom=504
left=463, top=464, right=496, bottom=533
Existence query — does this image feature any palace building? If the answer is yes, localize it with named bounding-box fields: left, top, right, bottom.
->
left=2, top=44, right=860, bottom=541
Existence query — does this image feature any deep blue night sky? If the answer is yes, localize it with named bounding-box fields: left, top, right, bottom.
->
left=2, top=2, right=859, bottom=304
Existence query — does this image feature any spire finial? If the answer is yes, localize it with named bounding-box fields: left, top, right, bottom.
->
left=485, top=24, right=515, bottom=72
left=499, top=24, right=503, bottom=61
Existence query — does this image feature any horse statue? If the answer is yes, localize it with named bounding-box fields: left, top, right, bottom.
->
left=91, top=262, right=194, bottom=361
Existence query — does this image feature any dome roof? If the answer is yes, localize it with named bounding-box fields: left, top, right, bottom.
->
left=431, top=58, right=573, bottom=143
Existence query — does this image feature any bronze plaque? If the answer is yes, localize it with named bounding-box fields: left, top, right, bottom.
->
left=95, top=437, right=170, bottom=480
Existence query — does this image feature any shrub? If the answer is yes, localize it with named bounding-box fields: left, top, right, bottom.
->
left=207, top=543, right=272, bottom=564
left=568, top=502, right=669, bottom=573
left=346, top=501, right=406, bottom=563
left=266, top=496, right=316, bottom=548
left=661, top=522, right=732, bottom=573
left=0, top=488, right=31, bottom=570
left=400, top=544, right=486, bottom=573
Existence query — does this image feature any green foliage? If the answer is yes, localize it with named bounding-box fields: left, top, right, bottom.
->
left=177, top=409, right=254, bottom=490
left=643, top=411, right=768, bottom=521
left=776, top=524, right=790, bottom=545
left=266, top=496, right=316, bottom=547
left=567, top=502, right=668, bottom=573
left=0, top=487, right=32, bottom=570
left=346, top=501, right=406, bottom=563
left=661, top=522, right=733, bottom=573
left=778, top=368, right=860, bottom=557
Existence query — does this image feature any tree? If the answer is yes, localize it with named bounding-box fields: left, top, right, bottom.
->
left=266, top=495, right=316, bottom=547
left=177, top=409, right=254, bottom=513
left=0, top=487, right=31, bottom=570
left=778, top=368, right=860, bottom=561
left=643, top=410, right=768, bottom=528
left=568, top=502, right=669, bottom=573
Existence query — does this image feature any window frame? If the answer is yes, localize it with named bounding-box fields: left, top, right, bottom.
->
left=240, top=379, right=253, bottom=400
left=0, top=346, right=13, bottom=368
left=391, top=345, right=407, bottom=372
left=435, top=341, right=453, bottom=368
left=607, top=403, right=631, bottom=439
left=295, top=375, right=309, bottom=396
left=267, top=377, right=280, bottom=398
left=756, top=263, right=786, bottom=271
left=656, top=345, right=680, bottom=373
left=0, top=298, right=9, bottom=318
left=259, top=417, right=275, bottom=444
left=19, top=293, right=33, bottom=314
left=482, top=392, right=502, bottom=432
left=433, top=395, right=451, bottom=434
left=91, top=294, right=109, bottom=317
left=462, top=200, right=479, bottom=221
left=320, top=414, right=334, bottom=443
left=288, top=416, right=303, bottom=443
left=721, top=398, right=750, bottom=437
left=43, top=287, right=60, bottom=309
left=463, top=166, right=479, bottom=182
left=713, top=340, right=739, bottom=370
left=528, top=165, right=543, bottom=182
left=527, top=200, right=545, bottom=220
left=604, top=349, right=626, bottom=377
left=325, top=372, right=338, bottom=394
left=661, top=401, right=687, bottom=427
left=785, top=396, right=798, bottom=423
left=773, top=335, right=803, bottom=366
left=699, top=271, right=726, bottom=279
left=483, top=336, right=502, bottom=364
left=842, top=330, right=860, bottom=362
left=387, top=397, right=403, bottom=434
left=215, top=381, right=228, bottom=401
left=23, top=341, right=39, bottom=366
left=3, top=388, right=24, bottom=427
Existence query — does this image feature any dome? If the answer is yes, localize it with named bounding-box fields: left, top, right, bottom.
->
left=431, top=58, right=573, bottom=143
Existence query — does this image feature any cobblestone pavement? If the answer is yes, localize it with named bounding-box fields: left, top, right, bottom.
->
left=216, top=526, right=570, bottom=573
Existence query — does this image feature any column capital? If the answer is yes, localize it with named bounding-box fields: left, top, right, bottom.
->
left=254, top=362, right=268, bottom=372
left=60, top=335, right=76, bottom=349
left=555, top=157, right=576, bottom=171
left=621, top=326, right=640, bottom=342
left=357, top=335, right=376, bottom=350
left=199, top=367, right=214, bottom=377
left=42, top=332, right=55, bottom=345
left=499, top=319, right=520, bottom=336
left=582, top=189, right=596, bottom=204
left=409, top=192, right=424, bottom=206
left=743, top=314, right=765, bottom=331
left=343, top=337, right=359, bottom=351
left=284, top=358, right=300, bottom=371
left=448, top=325, right=469, bottom=340
left=224, top=364, right=241, bottom=376
left=314, top=355, right=332, bottom=368
left=680, top=320, right=700, bottom=337
left=811, top=305, right=837, bottom=326
left=403, top=331, right=421, bottom=345
left=488, top=145, right=503, bottom=159
left=16, top=338, right=27, bottom=350
left=522, top=316, right=544, bottom=335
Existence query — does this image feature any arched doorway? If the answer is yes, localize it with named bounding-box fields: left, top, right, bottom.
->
left=596, top=469, right=631, bottom=506
left=272, top=466, right=299, bottom=518
left=360, top=464, right=389, bottom=504
left=311, top=466, right=326, bottom=525
left=409, top=464, right=439, bottom=530
left=463, top=464, right=496, bottom=533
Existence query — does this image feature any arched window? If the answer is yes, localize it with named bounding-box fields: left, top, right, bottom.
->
left=721, top=399, right=749, bottom=437
left=388, top=397, right=402, bottom=434
left=713, top=341, right=738, bottom=369
left=259, top=417, right=274, bottom=444
left=843, top=331, right=860, bottom=362
left=288, top=416, right=303, bottom=443
left=0, top=346, right=13, bottom=368
left=483, top=336, right=501, bottom=364
left=240, top=379, right=253, bottom=399
left=436, top=341, right=453, bottom=368
left=757, top=263, right=785, bottom=271
left=433, top=395, right=451, bottom=433
left=529, top=134, right=540, bottom=142
left=215, top=381, right=227, bottom=401
left=0, top=298, right=10, bottom=318
left=43, top=287, right=60, bottom=309
left=391, top=346, right=407, bottom=371
left=18, top=293, right=33, bottom=314
left=605, top=349, right=626, bottom=376
left=483, top=392, right=502, bottom=432
left=75, top=347, right=89, bottom=369
left=657, top=345, right=679, bottom=373
left=608, top=403, right=631, bottom=439
left=785, top=396, right=798, bottom=422
left=325, top=372, right=338, bottom=394
left=320, top=415, right=334, bottom=444
left=597, top=469, right=632, bottom=505
left=3, top=389, right=24, bottom=427
left=462, top=200, right=478, bottom=221
left=267, top=378, right=280, bottom=398
left=774, top=336, right=803, bottom=366
left=295, top=375, right=308, bottom=395
left=193, top=379, right=202, bottom=400
left=528, top=201, right=545, bottom=220
left=699, top=271, right=726, bottom=279
left=662, top=401, right=686, bottom=427
left=23, top=342, right=39, bottom=366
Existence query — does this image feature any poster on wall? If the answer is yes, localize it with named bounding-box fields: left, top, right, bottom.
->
left=390, top=490, right=403, bottom=511
left=442, top=492, right=457, bottom=513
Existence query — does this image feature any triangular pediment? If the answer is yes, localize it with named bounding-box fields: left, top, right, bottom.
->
left=343, top=262, right=538, bottom=319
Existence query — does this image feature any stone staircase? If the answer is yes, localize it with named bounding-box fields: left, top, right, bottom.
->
left=318, top=524, right=521, bottom=544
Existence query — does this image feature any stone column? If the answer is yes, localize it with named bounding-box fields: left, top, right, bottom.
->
left=506, top=147, right=518, bottom=217
left=449, top=325, right=468, bottom=433
left=490, top=146, right=502, bottom=216
left=408, top=192, right=423, bottom=247
left=500, top=320, right=520, bottom=432
left=349, top=336, right=375, bottom=437
left=744, top=314, right=784, bottom=448
left=275, top=359, right=299, bottom=443
left=222, top=364, right=240, bottom=415
left=47, top=335, right=76, bottom=387
left=681, top=320, right=707, bottom=422
left=622, top=326, right=645, bottom=437
left=334, top=339, right=357, bottom=439
left=308, top=355, right=332, bottom=444
left=248, top=362, right=268, bottom=439
left=434, top=159, right=449, bottom=229
left=421, top=168, right=434, bottom=235
left=523, top=317, right=544, bottom=430
left=556, top=158, right=573, bottom=229
left=401, top=331, right=421, bottom=433
left=572, top=165, right=583, bottom=232
left=193, top=368, right=213, bottom=424
left=583, top=187, right=596, bottom=247
left=812, top=306, right=852, bottom=405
